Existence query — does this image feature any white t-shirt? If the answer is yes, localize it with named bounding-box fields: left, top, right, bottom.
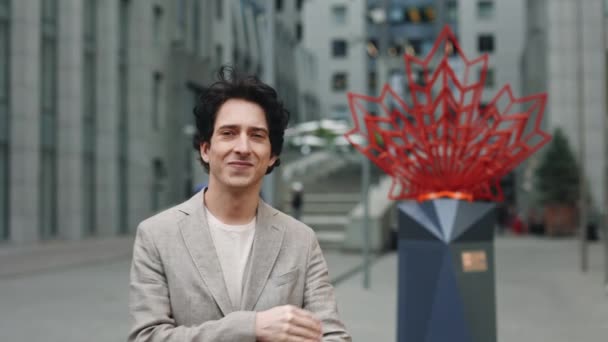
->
left=205, top=207, right=256, bottom=308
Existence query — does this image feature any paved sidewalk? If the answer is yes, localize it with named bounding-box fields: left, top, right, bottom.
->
left=334, top=236, right=608, bottom=341
left=0, top=236, right=134, bottom=278
left=0, top=235, right=363, bottom=284
left=0, top=236, right=606, bottom=341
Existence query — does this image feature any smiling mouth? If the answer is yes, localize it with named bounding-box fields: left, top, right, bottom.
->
left=228, top=162, right=254, bottom=168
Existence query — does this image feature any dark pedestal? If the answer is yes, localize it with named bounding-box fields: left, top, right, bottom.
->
left=397, top=199, right=496, bottom=342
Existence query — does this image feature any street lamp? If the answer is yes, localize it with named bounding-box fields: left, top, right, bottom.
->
left=576, top=0, right=589, bottom=273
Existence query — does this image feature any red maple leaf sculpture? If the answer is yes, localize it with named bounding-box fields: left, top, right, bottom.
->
left=345, top=25, right=551, bottom=202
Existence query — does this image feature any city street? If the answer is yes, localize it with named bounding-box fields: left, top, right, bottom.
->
left=1, top=236, right=607, bottom=341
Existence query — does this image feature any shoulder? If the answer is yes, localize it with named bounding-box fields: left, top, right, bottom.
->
left=267, top=207, right=317, bottom=246
left=136, top=198, right=193, bottom=238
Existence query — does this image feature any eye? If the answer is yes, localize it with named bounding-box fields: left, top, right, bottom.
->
left=220, top=130, right=235, bottom=136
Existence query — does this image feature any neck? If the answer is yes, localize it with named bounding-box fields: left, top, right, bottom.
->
left=203, top=182, right=261, bottom=225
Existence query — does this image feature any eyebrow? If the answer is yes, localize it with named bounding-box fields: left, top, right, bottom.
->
left=216, top=125, right=269, bottom=134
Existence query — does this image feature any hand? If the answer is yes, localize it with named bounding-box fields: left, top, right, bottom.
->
left=255, top=305, right=322, bottom=342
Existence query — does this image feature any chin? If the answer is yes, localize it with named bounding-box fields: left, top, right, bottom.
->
left=223, top=178, right=257, bottom=189
left=217, top=173, right=264, bottom=190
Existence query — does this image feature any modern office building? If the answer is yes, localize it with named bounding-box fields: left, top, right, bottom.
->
left=1, top=0, right=315, bottom=243
left=365, top=0, right=455, bottom=99
left=302, top=0, right=368, bottom=120
left=455, top=0, right=526, bottom=204
left=521, top=0, right=606, bottom=212
left=458, top=0, right=525, bottom=107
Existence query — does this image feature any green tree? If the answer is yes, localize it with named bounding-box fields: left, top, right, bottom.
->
left=534, top=128, right=580, bottom=205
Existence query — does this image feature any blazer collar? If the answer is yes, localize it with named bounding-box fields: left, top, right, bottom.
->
left=241, top=199, right=285, bottom=311
left=177, top=190, right=285, bottom=315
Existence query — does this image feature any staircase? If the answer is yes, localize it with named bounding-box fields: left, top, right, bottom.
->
left=283, top=155, right=382, bottom=249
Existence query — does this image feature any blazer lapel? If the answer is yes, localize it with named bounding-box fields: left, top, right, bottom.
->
left=241, top=200, right=285, bottom=311
left=178, top=191, right=234, bottom=316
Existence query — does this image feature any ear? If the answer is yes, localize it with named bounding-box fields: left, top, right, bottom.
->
left=200, top=142, right=210, bottom=163
left=268, top=154, right=278, bottom=167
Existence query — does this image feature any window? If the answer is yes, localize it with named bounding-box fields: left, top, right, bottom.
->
left=151, top=159, right=165, bottom=212
left=40, top=0, right=58, bottom=239
left=481, top=68, right=495, bottom=88
left=332, top=5, right=347, bottom=25
left=192, top=0, right=200, bottom=53
left=477, top=1, right=494, bottom=19
left=216, top=44, right=223, bottom=63
left=153, top=5, right=163, bottom=47
left=420, top=6, right=435, bottom=22
left=388, top=42, right=403, bottom=56
left=331, top=105, right=349, bottom=119
left=404, top=6, right=435, bottom=23
left=408, top=39, right=422, bottom=56
left=296, top=23, right=302, bottom=42
left=446, top=1, right=457, bottom=22
left=368, top=71, right=377, bottom=91
left=152, top=72, right=163, bottom=130
left=83, top=0, right=97, bottom=236
left=232, top=48, right=239, bottom=65
left=0, top=0, right=9, bottom=240
left=118, top=0, right=130, bottom=234
left=216, top=0, right=222, bottom=20
left=119, top=0, right=130, bottom=60
left=83, top=0, right=95, bottom=44
left=478, top=34, right=494, bottom=52
left=275, top=0, right=283, bottom=12
left=0, top=0, right=8, bottom=113
left=389, top=7, right=405, bottom=23
left=332, top=39, right=347, bottom=58
left=332, top=73, right=348, bottom=91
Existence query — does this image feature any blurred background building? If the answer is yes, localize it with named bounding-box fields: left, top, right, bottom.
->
left=365, top=0, right=456, bottom=99
left=0, top=0, right=317, bottom=243
left=302, top=0, right=368, bottom=121
left=0, top=0, right=606, bottom=246
left=520, top=0, right=606, bottom=213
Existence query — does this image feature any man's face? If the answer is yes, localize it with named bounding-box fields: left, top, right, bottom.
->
left=200, top=99, right=277, bottom=191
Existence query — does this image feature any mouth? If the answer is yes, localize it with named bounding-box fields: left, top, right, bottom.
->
left=228, top=161, right=254, bottom=169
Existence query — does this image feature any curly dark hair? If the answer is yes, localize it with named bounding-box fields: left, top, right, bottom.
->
left=192, top=66, right=290, bottom=174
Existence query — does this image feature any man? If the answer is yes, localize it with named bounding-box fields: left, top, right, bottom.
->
left=129, top=67, right=350, bottom=342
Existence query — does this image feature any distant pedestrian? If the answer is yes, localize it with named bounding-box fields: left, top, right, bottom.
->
left=291, top=181, right=303, bottom=220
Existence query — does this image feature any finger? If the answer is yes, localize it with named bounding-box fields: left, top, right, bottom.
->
left=288, top=306, right=322, bottom=326
left=286, top=312, right=322, bottom=336
left=283, top=324, right=322, bottom=341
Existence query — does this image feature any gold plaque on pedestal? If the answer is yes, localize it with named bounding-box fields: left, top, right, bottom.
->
left=461, top=250, right=488, bottom=272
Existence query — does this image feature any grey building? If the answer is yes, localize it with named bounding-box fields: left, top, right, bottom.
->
left=1, top=0, right=212, bottom=243
left=364, top=0, right=455, bottom=99
left=302, top=0, right=368, bottom=120
left=294, top=45, right=321, bottom=123
left=1, top=0, right=314, bottom=244
left=521, top=0, right=607, bottom=213
left=457, top=0, right=526, bottom=204
left=459, top=0, right=525, bottom=107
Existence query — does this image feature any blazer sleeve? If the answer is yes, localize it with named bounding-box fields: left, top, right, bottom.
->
left=303, top=233, right=352, bottom=342
left=128, top=225, right=257, bottom=342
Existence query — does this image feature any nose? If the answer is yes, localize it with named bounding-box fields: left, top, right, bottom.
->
left=233, top=133, right=252, bottom=154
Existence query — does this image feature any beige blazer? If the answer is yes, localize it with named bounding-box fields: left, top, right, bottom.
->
left=128, top=191, right=351, bottom=341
